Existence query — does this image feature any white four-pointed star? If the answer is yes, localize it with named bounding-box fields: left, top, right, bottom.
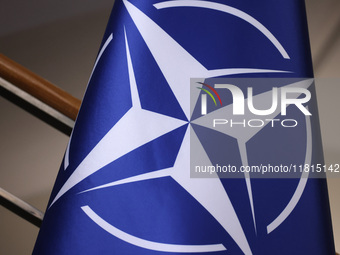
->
left=49, top=1, right=302, bottom=254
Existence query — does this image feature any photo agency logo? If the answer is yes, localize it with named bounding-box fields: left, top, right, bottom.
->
left=195, top=79, right=312, bottom=127
left=190, top=78, right=318, bottom=179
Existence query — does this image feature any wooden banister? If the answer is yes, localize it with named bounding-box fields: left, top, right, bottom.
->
left=0, top=53, right=81, bottom=121
left=0, top=53, right=82, bottom=227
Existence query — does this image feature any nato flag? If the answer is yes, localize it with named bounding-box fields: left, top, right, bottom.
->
left=34, top=0, right=335, bottom=254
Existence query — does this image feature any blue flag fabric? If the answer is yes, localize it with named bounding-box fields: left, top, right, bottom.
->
left=34, top=0, right=335, bottom=254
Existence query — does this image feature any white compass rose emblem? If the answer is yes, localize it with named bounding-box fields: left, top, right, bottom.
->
left=49, top=1, right=313, bottom=254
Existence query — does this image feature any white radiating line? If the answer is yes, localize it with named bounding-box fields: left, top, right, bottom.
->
left=207, top=68, right=289, bottom=78
left=238, top=140, right=257, bottom=234
left=64, top=131, right=73, bottom=170
left=124, top=27, right=141, bottom=109
left=82, top=206, right=226, bottom=253
left=154, top=0, right=289, bottom=59
left=80, top=168, right=172, bottom=193
left=91, top=34, right=114, bottom=80
left=267, top=111, right=312, bottom=234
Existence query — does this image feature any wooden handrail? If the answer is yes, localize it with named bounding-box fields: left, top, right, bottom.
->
left=0, top=53, right=82, bottom=227
left=0, top=53, right=81, bottom=121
